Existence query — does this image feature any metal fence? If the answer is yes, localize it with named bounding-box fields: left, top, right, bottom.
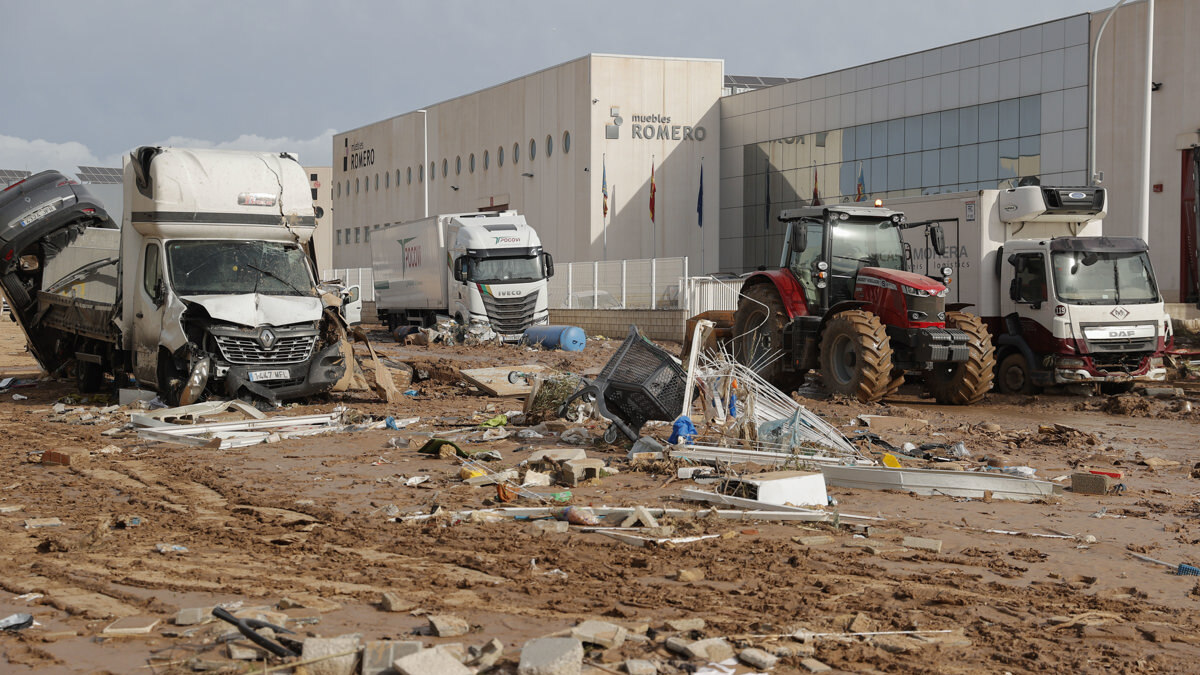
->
left=320, top=268, right=375, bottom=302
left=685, top=275, right=743, bottom=315
left=546, top=257, right=689, bottom=310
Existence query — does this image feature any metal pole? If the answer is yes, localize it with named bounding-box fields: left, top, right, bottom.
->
left=1089, top=0, right=1129, bottom=185
left=651, top=258, right=657, bottom=310
left=418, top=109, right=429, bottom=218
left=621, top=260, right=627, bottom=308
left=1137, top=0, right=1154, bottom=244
left=592, top=261, right=599, bottom=310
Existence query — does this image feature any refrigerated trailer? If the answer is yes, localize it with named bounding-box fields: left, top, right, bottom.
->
left=891, top=186, right=1171, bottom=393
left=372, top=211, right=553, bottom=340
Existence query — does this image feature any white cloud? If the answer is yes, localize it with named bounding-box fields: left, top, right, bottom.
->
left=154, top=130, right=337, bottom=167
left=0, top=130, right=336, bottom=178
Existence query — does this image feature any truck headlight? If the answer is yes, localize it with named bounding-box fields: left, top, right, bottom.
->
left=1057, top=357, right=1086, bottom=369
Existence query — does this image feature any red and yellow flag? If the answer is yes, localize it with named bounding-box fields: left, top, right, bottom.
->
left=649, top=161, right=656, bottom=223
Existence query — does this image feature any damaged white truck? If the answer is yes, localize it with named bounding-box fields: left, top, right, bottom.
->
left=0, top=146, right=347, bottom=405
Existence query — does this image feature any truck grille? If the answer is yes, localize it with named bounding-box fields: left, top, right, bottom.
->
left=481, top=291, right=539, bottom=333
left=213, top=334, right=317, bottom=365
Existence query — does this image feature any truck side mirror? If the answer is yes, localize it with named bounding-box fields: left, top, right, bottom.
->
left=543, top=253, right=554, bottom=278
left=1007, top=253, right=1025, bottom=273
left=453, top=257, right=466, bottom=282
left=930, top=224, right=947, bottom=257
left=789, top=223, right=807, bottom=253
left=1008, top=278, right=1021, bottom=302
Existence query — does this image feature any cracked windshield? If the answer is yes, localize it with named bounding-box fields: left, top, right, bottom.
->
left=166, top=241, right=317, bottom=296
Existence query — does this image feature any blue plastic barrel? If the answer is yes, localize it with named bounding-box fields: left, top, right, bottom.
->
left=523, top=325, right=587, bottom=351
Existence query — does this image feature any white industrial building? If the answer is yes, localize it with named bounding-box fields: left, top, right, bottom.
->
left=328, top=0, right=1200, bottom=306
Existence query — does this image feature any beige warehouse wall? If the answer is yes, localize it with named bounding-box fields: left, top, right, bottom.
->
left=1092, top=0, right=1200, bottom=301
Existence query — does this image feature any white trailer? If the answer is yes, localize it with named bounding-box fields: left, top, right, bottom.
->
left=372, top=211, right=553, bottom=340
left=890, top=186, right=1171, bottom=393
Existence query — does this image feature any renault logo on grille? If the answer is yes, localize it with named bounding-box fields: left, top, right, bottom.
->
left=1110, top=306, right=1129, bottom=320
left=258, top=328, right=277, bottom=349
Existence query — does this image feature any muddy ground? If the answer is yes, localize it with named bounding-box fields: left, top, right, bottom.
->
left=2, top=315, right=1200, bottom=675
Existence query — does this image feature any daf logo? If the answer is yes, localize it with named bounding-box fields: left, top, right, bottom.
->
left=1110, top=306, right=1129, bottom=320
left=1108, top=330, right=1135, bottom=338
left=258, top=328, right=277, bottom=350
left=1068, top=192, right=1086, bottom=199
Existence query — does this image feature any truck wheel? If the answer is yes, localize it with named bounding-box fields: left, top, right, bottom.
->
left=732, top=284, right=802, bottom=392
left=819, top=310, right=893, bottom=402
left=3, top=272, right=31, bottom=309
left=76, top=360, right=103, bottom=393
left=996, top=352, right=1039, bottom=395
left=928, top=311, right=996, bottom=404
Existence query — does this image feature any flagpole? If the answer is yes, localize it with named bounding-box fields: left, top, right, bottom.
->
left=651, top=155, right=656, bottom=260
left=700, top=156, right=705, bottom=274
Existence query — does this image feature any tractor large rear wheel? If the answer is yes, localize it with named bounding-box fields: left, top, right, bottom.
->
left=819, top=310, right=893, bottom=402
left=927, top=311, right=996, bottom=405
left=732, top=284, right=803, bottom=392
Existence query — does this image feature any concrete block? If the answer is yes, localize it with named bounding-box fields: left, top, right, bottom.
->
left=571, top=619, right=627, bottom=648
left=470, top=638, right=505, bottom=670
left=518, top=637, right=583, bottom=675
left=674, top=568, right=705, bottom=582
left=620, top=506, right=659, bottom=529
left=902, top=536, right=943, bottom=553
left=380, top=591, right=415, bottom=613
left=801, top=657, right=833, bottom=672
left=393, top=648, right=471, bottom=675
left=563, top=458, right=606, bottom=486
left=228, top=643, right=264, bottom=660
left=686, top=637, right=734, bottom=662
left=739, top=647, right=779, bottom=670
left=42, top=446, right=90, bottom=467
left=665, top=618, right=705, bottom=632
left=174, top=607, right=209, bottom=626
left=428, top=614, right=471, bottom=637
left=299, top=635, right=361, bottom=675
left=794, top=535, right=834, bottom=546
left=362, top=640, right=422, bottom=675
left=664, top=636, right=692, bottom=656
left=624, top=659, right=657, bottom=675
left=1072, top=472, right=1114, bottom=495
left=528, top=447, right=587, bottom=471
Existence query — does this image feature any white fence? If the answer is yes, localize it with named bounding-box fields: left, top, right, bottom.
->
left=320, top=268, right=375, bottom=302
left=685, top=276, right=743, bottom=315
left=546, top=257, right=689, bottom=310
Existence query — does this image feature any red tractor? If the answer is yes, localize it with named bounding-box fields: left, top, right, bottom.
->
left=731, top=203, right=994, bottom=404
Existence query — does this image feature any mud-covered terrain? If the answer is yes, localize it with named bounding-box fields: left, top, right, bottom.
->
left=2, top=317, right=1200, bottom=674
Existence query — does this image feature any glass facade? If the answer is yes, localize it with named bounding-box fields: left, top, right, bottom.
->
left=720, top=14, right=1091, bottom=272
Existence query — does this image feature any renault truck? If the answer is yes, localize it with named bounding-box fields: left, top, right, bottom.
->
left=892, top=186, right=1171, bottom=393
left=0, top=147, right=347, bottom=405
left=372, top=211, right=553, bottom=340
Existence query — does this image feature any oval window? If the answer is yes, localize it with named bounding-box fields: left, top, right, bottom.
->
left=513, top=142, right=520, bottom=165
left=407, top=167, right=412, bottom=184
left=456, top=156, right=462, bottom=175
left=484, top=150, right=490, bottom=170
left=336, top=182, right=341, bottom=197
left=442, top=159, right=448, bottom=177
left=469, top=153, right=475, bottom=173
left=429, top=162, right=435, bottom=182
left=563, top=131, right=571, bottom=154
left=418, top=165, right=423, bottom=182
left=498, top=146, right=504, bottom=167
left=529, top=138, right=536, bottom=161
left=355, top=177, right=360, bottom=193
left=546, top=134, right=553, bottom=157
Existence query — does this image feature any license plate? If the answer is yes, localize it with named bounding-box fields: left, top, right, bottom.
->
left=19, top=202, right=56, bottom=227
left=248, top=369, right=290, bottom=382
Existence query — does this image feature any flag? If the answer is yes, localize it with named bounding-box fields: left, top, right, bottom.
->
left=696, top=163, right=704, bottom=228
left=855, top=161, right=866, bottom=202
left=811, top=164, right=822, bottom=206
left=649, top=161, right=656, bottom=223
left=602, top=158, right=608, bottom=218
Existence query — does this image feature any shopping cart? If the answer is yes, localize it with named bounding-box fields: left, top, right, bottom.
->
left=558, top=325, right=688, bottom=443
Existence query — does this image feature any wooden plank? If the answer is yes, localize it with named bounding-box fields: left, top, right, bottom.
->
left=460, top=364, right=557, bottom=397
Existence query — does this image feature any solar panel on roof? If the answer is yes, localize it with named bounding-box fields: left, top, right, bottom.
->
left=76, top=166, right=123, bottom=184
left=0, top=169, right=32, bottom=186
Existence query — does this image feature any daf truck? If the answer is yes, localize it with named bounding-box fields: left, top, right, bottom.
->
left=0, top=147, right=347, bottom=405
left=372, top=211, right=553, bottom=340
left=891, top=186, right=1171, bottom=393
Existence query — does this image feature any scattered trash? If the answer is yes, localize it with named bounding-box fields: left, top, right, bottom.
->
left=404, top=389, right=419, bottom=397
left=820, top=464, right=1056, bottom=502
left=12, top=393, right=27, bottom=401
left=155, top=543, right=189, bottom=554
left=23, top=517, right=63, bottom=529
left=404, top=476, right=430, bottom=487
left=1128, top=552, right=1200, bottom=576
left=559, top=506, right=601, bottom=526
left=0, top=613, right=33, bottom=632
left=385, top=416, right=419, bottom=430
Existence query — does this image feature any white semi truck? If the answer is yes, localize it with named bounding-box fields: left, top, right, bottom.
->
left=0, top=147, right=348, bottom=405
left=891, top=185, right=1171, bottom=393
left=372, top=211, right=553, bottom=340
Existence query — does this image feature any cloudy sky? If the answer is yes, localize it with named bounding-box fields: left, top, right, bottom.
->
left=1, top=0, right=1105, bottom=173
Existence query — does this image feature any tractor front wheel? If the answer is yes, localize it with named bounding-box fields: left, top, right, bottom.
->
left=819, top=310, right=894, bottom=402
left=927, top=311, right=996, bottom=404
